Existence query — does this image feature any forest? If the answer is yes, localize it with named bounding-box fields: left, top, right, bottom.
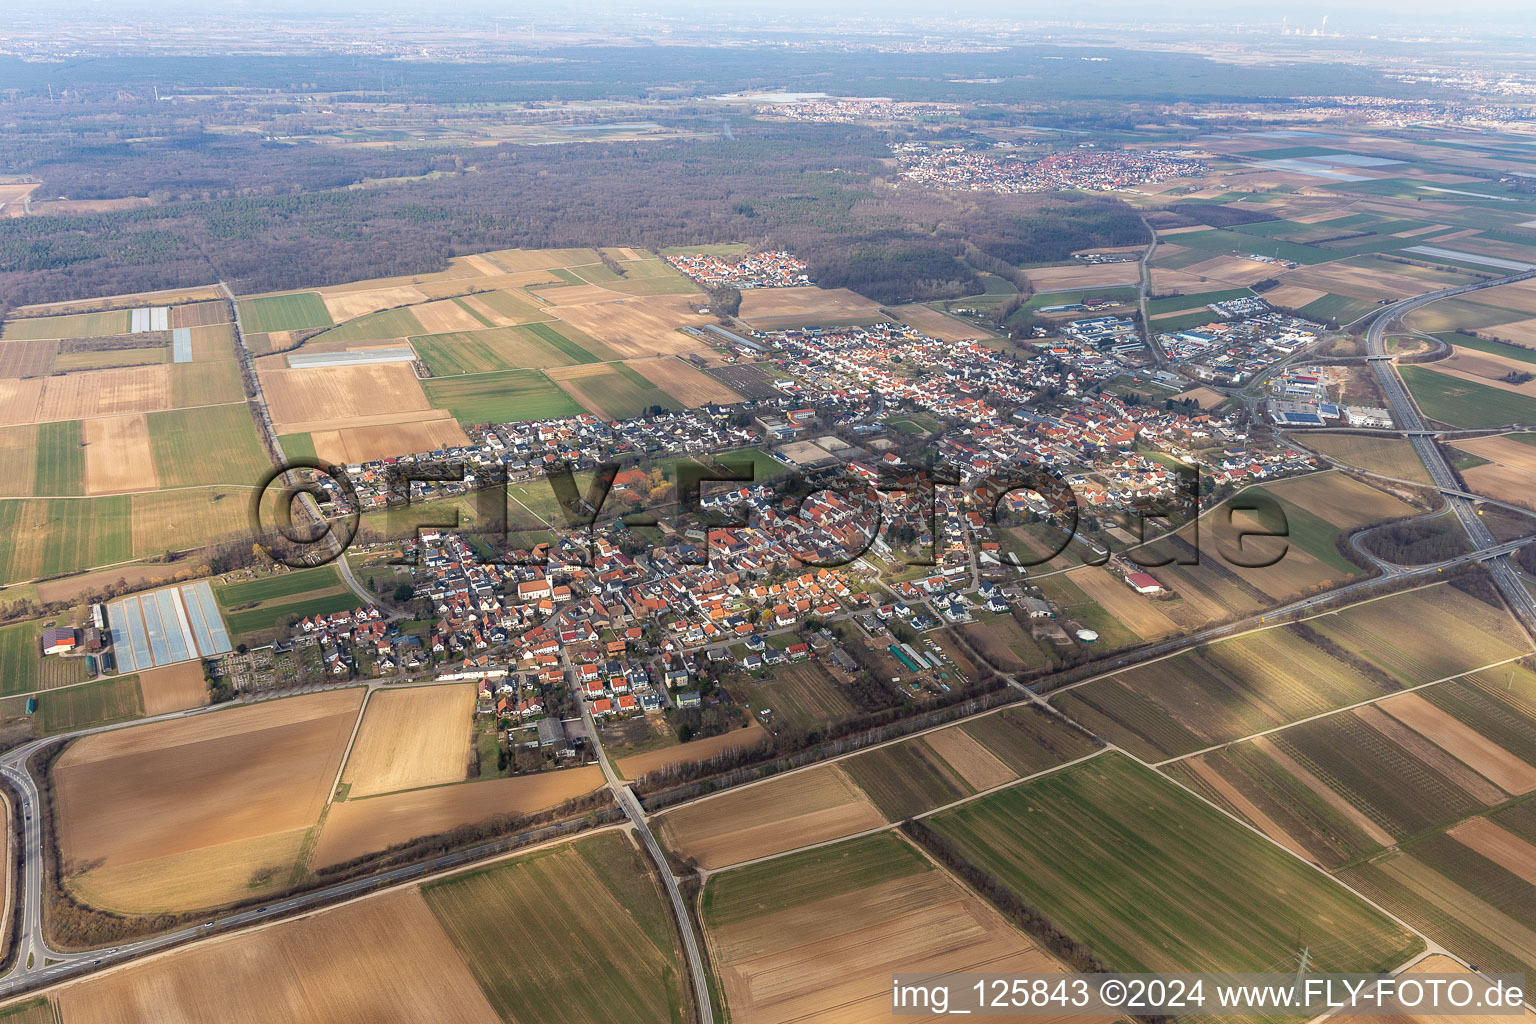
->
left=0, top=122, right=1147, bottom=306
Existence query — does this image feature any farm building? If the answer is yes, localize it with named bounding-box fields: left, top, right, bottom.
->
left=1124, top=572, right=1165, bottom=596
left=42, top=626, right=80, bottom=655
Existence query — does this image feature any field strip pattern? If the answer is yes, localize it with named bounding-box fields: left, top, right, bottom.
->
left=287, top=345, right=417, bottom=368
left=107, top=581, right=231, bottom=671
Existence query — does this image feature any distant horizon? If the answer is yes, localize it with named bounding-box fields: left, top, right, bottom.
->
left=11, top=0, right=1536, bottom=38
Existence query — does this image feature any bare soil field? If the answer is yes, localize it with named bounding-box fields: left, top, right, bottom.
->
left=542, top=362, right=616, bottom=381
left=1437, top=346, right=1536, bottom=388
left=1260, top=284, right=1329, bottom=309
left=1354, top=704, right=1507, bottom=806
left=312, top=767, right=605, bottom=868
left=706, top=843, right=1101, bottom=1024
left=1026, top=264, right=1140, bottom=291
left=536, top=283, right=626, bottom=307
left=1448, top=817, right=1536, bottom=881
left=259, top=363, right=433, bottom=433
left=622, top=357, right=743, bottom=407
left=341, top=685, right=477, bottom=798
left=307, top=415, right=470, bottom=464
left=137, top=661, right=210, bottom=716
left=1067, top=565, right=1179, bottom=640
left=1180, top=254, right=1289, bottom=286
left=921, top=725, right=1015, bottom=791
left=0, top=368, right=175, bottom=426
left=1331, top=953, right=1536, bottom=1024
left=69, top=828, right=311, bottom=914
left=656, top=763, right=887, bottom=870
left=83, top=414, right=157, bottom=495
left=1462, top=463, right=1536, bottom=511
left=170, top=301, right=230, bottom=329
left=480, top=247, right=598, bottom=273
left=1426, top=363, right=1536, bottom=399
left=738, top=286, right=880, bottom=321
left=1380, top=691, right=1536, bottom=794
left=1150, top=268, right=1231, bottom=295
left=1171, top=386, right=1227, bottom=409
left=548, top=294, right=716, bottom=360
left=35, top=560, right=198, bottom=604
left=54, top=888, right=498, bottom=1024
left=1448, top=435, right=1536, bottom=472
left=1476, top=317, right=1536, bottom=348
left=1264, top=470, right=1415, bottom=527
left=55, top=689, right=362, bottom=884
left=1302, top=433, right=1434, bottom=485
left=616, top=717, right=768, bottom=779
left=318, top=286, right=428, bottom=322
left=1466, top=279, right=1536, bottom=316
left=1279, top=262, right=1446, bottom=302
left=411, top=299, right=485, bottom=335
left=888, top=303, right=994, bottom=341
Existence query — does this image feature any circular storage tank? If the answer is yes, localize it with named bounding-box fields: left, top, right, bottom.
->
left=1075, top=628, right=1100, bottom=642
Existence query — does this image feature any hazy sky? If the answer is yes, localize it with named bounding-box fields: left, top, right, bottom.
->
left=21, top=0, right=1536, bottom=34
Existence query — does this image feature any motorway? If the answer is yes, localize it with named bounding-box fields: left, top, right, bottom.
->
left=1363, top=269, right=1536, bottom=632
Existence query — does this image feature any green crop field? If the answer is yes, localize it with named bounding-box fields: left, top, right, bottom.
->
left=170, top=359, right=244, bottom=407
left=37, top=674, right=144, bottom=733
left=236, top=293, right=334, bottom=333
left=424, top=833, right=689, bottom=1024
left=216, top=565, right=358, bottom=640
left=1157, top=228, right=1337, bottom=265
left=0, top=496, right=133, bottom=585
left=1055, top=619, right=1405, bottom=762
left=423, top=368, right=583, bottom=424
left=929, top=754, right=1422, bottom=975
left=410, top=321, right=608, bottom=376
left=0, top=618, right=92, bottom=695
left=34, top=420, right=84, bottom=497
left=2, top=310, right=131, bottom=341
left=701, top=831, right=932, bottom=928
left=561, top=364, right=682, bottom=420
left=958, top=705, right=1100, bottom=776
left=572, top=259, right=699, bottom=296
left=310, top=305, right=423, bottom=343
left=278, top=433, right=317, bottom=463
left=0, top=999, right=54, bottom=1024
left=148, top=404, right=271, bottom=488
left=1147, top=287, right=1252, bottom=315
left=223, top=593, right=362, bottom=640
left=216, top=565, right=346, bottom=607
left=1405, top=298, right=1524, bottom=334
left=468, top=289, right=548, bottom=324
left=1149, top=310, right=1230, bottom=333
left=1299, top=293, right=1381, bottom=323
left=1401, top=365, right=1536, bottom=428
left=1298, top=433, right=1433, bottom=484
left=1445, top=334, right=1536, bottom=365
left=409, top=330, right=514, bottom=376
left=1306, top=583, right=1528, bottom=684
left=449, top=297, right=495, bottom=328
